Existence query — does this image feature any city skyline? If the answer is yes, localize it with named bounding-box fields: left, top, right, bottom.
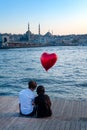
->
left=0, top=0, right=87, bottom=35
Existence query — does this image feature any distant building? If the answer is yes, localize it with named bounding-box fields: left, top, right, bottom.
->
left=0, top=35, right=2, bottom=47
left=1, top=35, right=9, bottom=47
left=38, top=24, right=41, bottom=43
left=27, top=23, right=30, bottom=43
left=0, top=23, right=87, bottom=48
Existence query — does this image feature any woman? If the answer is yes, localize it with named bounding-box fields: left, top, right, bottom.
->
left=34, top=85, right=52, bottom=118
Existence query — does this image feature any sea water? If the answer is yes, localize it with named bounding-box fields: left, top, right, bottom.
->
left=0, top=46, right=87, bottom=100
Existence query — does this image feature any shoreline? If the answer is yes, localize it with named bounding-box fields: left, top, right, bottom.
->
left=0, top=44, right=86, bottom=49
left=0, top=95, right=87, bottom=102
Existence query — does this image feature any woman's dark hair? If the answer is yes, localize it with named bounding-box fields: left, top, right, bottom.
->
left=36, top=85, right=45, bottom=95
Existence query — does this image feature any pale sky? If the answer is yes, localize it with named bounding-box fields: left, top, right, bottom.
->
left=0, top=0, right=87, bottom=35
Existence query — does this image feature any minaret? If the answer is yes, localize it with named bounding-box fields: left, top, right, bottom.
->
left=38, top=24, right=40, bottom=44
left=38, top=24, right=40, bottom=35
left=28, top=23, right=30, bottom=44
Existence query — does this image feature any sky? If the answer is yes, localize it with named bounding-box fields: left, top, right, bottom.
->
left=0, top=0, right=87, bottom=35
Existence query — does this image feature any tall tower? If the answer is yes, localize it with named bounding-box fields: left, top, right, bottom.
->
left=28, top=23, right=30, bottom=44
left=38, top=24, right=41, bottom=44
left=38, top=24, right=40, bottom=35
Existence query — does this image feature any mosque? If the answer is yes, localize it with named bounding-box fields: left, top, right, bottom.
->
left=0, top=23, right=54, bottom=48
left=26, top=23, right=41, bottom=44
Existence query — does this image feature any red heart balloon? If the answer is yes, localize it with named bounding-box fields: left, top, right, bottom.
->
left=40, top=52, right=58, bottom=71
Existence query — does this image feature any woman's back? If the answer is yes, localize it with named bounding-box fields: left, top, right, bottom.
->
left=35, top=94, right=52, bottom=118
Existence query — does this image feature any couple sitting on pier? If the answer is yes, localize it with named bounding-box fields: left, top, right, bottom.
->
left=19, top=80, right=52, bottom=118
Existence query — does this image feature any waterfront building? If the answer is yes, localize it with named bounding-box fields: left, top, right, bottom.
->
left=0, top=23, right=87, bottom=48
left=1, top=35, right=9, bottom=47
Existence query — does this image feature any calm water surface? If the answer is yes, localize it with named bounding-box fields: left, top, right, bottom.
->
left=0, top=46, right=87, bottom=100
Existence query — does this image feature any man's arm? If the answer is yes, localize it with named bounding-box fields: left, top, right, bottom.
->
left=19, top=103, right=21, bottom=114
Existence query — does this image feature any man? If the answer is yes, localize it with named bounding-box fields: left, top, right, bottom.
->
left=19, top=80, right=37, bottom=116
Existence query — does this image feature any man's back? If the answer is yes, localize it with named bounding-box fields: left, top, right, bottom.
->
left=19, top=88, right=35, bottom=115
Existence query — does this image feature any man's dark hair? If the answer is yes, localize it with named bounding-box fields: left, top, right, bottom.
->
left=37, top=85, right=45, bottom=95
left=28, top=80, right=37, bottom=90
